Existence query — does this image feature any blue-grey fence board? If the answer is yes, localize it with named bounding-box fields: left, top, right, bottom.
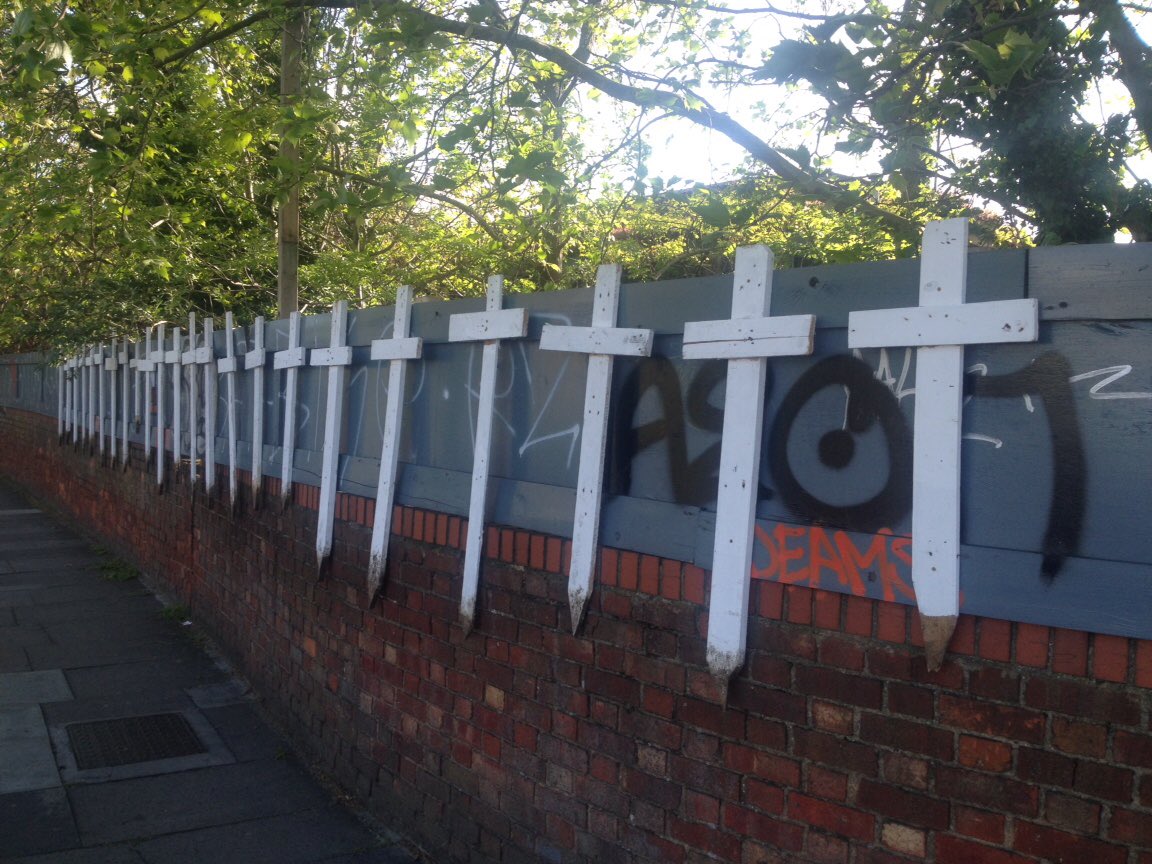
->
left=3, top=244, right=1150, bottom=639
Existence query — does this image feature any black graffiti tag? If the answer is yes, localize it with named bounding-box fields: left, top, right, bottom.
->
left=768, top=354, right=913, bottom=533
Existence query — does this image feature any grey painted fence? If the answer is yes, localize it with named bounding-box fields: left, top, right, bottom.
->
left=3, top=242, right=1150, bottom=638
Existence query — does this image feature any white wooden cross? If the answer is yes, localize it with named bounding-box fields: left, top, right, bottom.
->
left=84, top=345, right=98, bottom=447
left=201, top=317, right=218, bottom=495
left=56, top=361, right=65, bottom=440
left=312, top=301, right=354, bottom=574
left=218, top=312, right=242, bottom=507
left=96, top=343, right=107, bottom=457
left=103, top=341, right=120, bottom=462
left=61, top=356, right=75, bottom=442
left=539, top=265, right=654, bottom=632
left=847, top=218, right=1038, bottom=669
left=245, top=317, right=267, bottom=501
left=137, top=330, right=157, bottom=463
left=181, top=313, right=205, bottom=486
left=683, top=245, right=816, bottom=684
left=150, top=324, right=168, bottom=486
left=119, top=340, right=131, bottom=467
left=273, top=311, right=307, bottom=510
left=167, top=327, right=183, bottom=477
left=366, top=286, right=424, bottom=604
left=448, top=276, right=529, bottom=633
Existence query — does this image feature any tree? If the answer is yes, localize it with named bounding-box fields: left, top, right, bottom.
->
left=1, top=0, right=1145, bottom=351
left=755, top=0, right=1152, bottom=243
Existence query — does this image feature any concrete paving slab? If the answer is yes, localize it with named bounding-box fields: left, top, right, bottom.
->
left=14, top=593, right=162, bottom=626
left=200, top=703, right=289, bottom=763
left=0, top=669, right=73, bottom=705
left=67, top=758, right=334, bottom=846
left=63, top=656, right=220, bottom=702
left=0, top=606, right=16, bottom=626
left=0, top=787, right=81, bottom=858
left=3, top=844, right=146, bottom=864
left=131, top=806, right=408, bottom=864
left=0, top=624, right=53, bottom=653
left=0, top=645, right=30, bottom=673
left=0, top=705, right=60, bottom=793
left=186, top=680, right=250, bottom=709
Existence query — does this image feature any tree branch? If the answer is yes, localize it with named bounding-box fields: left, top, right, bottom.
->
left=291, top=0, right=918, bottom=238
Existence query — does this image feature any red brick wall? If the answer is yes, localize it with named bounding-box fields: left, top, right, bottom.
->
left=4, top=405, right=1152, bottom=864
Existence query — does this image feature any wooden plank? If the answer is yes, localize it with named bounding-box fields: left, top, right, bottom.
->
left=152, top=324, right=167, bottom=487
left=367, top=287, right=423, bottom=604
left=96, top=343, right=106, bottom=457
left=276, top=312, right=306, bottom=509
left=105, top=342, right=118, bottom=460
left=201, top=318, right=217, bottom=494
left=221, top=312, right=239, bottom=507
left=539, top=265, right=655, bottom=632
left=1030, top=243, right=1152, bottom=321
left=313, top=302, right=352, bottom=573
left=538, top=323, right=653, bottom=357
left=245, top=317, right=267, bottom=500
left=683, top=314, right=816, bottom=347
left=119, top=342, right=130, bottom=466
left=848, top=299, right=1039, bottom=348
left=170, top=327, right=182, bottom=473
left=681, top=335, right=815, bottom=360
left=449, top=276, right=529, bottom=632
left=448, top=307, right=529, bottom=342
left=181, top=313, right=201, bottom=486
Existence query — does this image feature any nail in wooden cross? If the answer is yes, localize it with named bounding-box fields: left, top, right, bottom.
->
left=151, top=324, right=168, bottom=486
left=181, top=313, right=207, bottom=486
left=448, top=276, right=529, bottom=633
left=312, top=301, right=354, bottom=574
left=273, top=312, right=307, bottom=509
left=167, top=327, right=183, bottom=475
left=539, top=265, right=654, bottom=632
left=244, top=317, right=267, bottom=501
left=367, top=286, right=423, bottom=605
left=682, top=245, right=816, bottom=684
left=847, top=218, right=1038, bottom=670
left=218, top=312, right=242, bottom=507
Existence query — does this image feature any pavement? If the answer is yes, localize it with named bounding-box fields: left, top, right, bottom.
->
left=0, top=481, right=424, bottom=864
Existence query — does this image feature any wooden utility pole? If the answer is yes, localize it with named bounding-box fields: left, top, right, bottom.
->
left=278, top=8, right=307, bottom=318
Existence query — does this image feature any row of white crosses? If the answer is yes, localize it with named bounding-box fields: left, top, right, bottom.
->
left=55, top=218, right=1037, bottom=676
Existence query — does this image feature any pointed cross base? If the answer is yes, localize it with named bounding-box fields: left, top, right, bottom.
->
left=921, top=614, right=958, bottom=672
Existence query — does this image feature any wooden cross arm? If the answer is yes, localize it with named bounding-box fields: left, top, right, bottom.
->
left=244, top=349, right=267, bottom=370
left=370, top=337, right=423, bottom=362
left=310, top=346, right=354, bottom=367
left=539, top=324, right=653, bottom=357
left=217, top=357, right=241, bottom=375
left=273, top=346, right=308, bottom=370
left=448, top=307, right=528, bottom=342
left=848, top=299, right=1038, bottom=349
left=682, top=314, right=816, bottom=360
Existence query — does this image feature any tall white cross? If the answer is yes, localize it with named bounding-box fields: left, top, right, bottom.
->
left=273, top=312, right=307, bottom=510
left=313, top=301, right=354, bottom=574
left=847, top=218, right=1038, bottom=669
left=84, top=345, right=98, bottom=448
left=539, top=265, right=654, bottom=632
left=367, top=286, right=423, bottom=604
left=201, top=318, right=218, bottom=495
left=103, top=342, right=120, bottom=462
left=137, top=333, right=157, bottom=463
left=218, top=312, right=242, bottom=508
left=96, top=343, right=107, bottom=458
left=62, top=356, right=75, bottom=443
left=167, top=327, right=183, bottom=476
left=150, top=324, right=168, bottom=487
left=181, top=313, right=206, bottom=486
left=119, top=340, right=131, bottom=467
left=245, top=317, right=268, bottom=502
left=448, top=276, right=529, bottom=633
left=683, top=245, right=816, bottom=684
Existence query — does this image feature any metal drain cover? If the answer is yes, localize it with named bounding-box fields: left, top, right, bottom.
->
left=65, top=712, right=207, bottom=770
